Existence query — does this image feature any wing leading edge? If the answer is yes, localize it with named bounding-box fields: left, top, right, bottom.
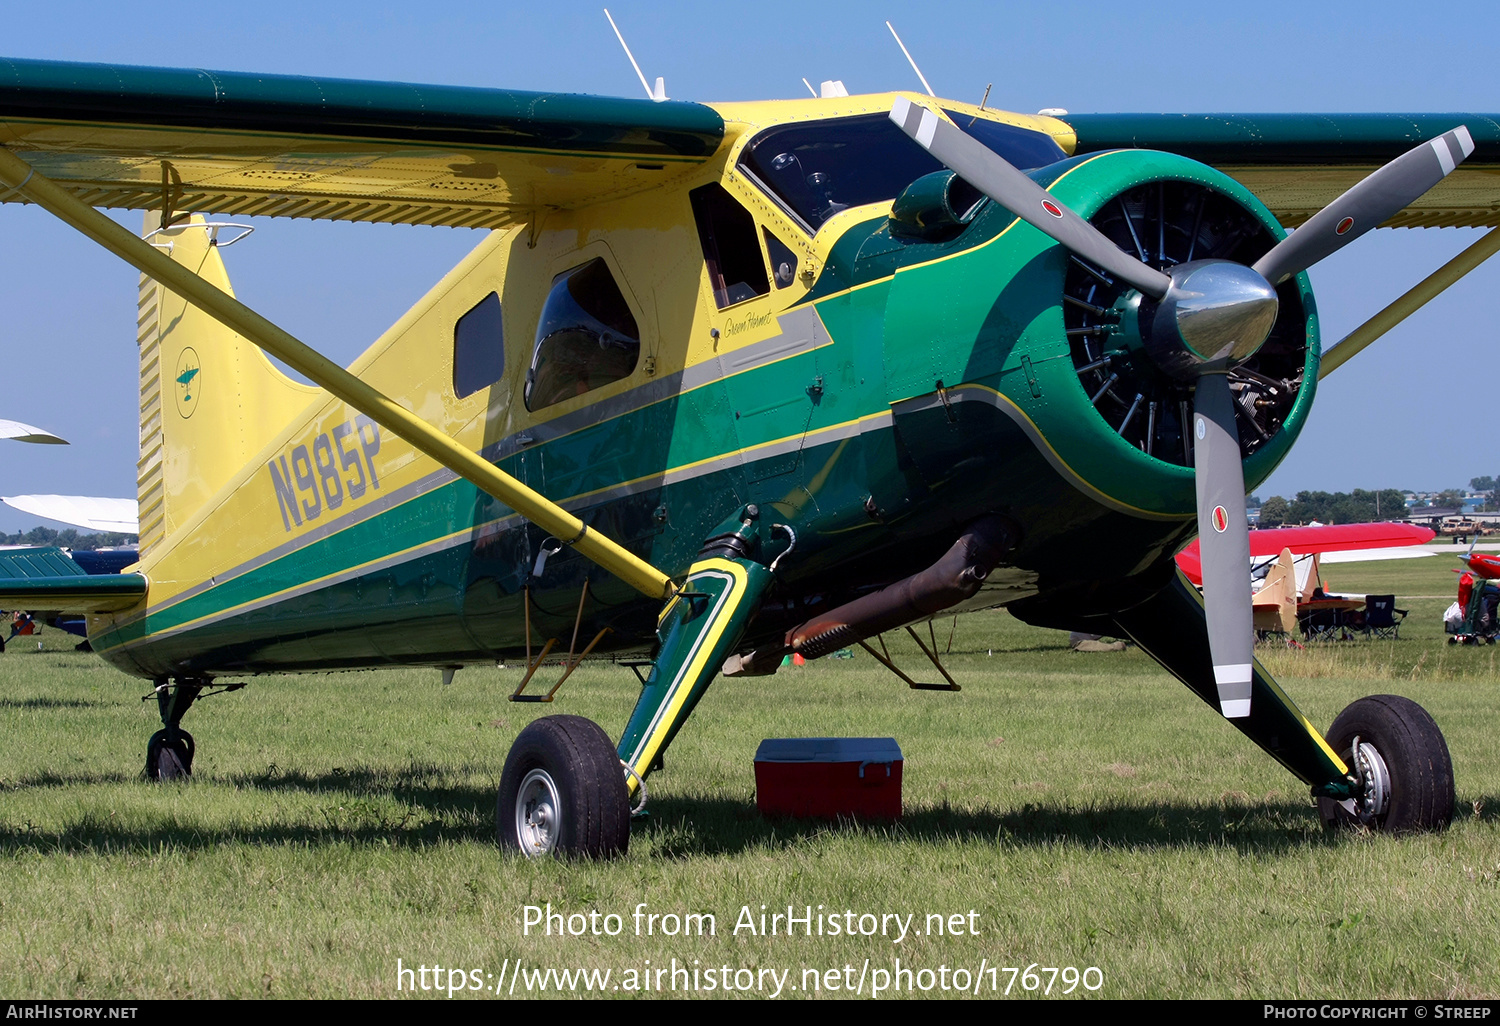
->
left=1062, top=113, right=1500, bottom=228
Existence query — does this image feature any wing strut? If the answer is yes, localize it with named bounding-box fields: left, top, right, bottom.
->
left=1319, top=224, right=1500, bottom=379
left=0, top=148, right=675, bottom=602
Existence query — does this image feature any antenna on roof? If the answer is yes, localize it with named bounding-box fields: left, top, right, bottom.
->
left=604, top=9, right=667, bottom=101
left=886, top=21, right=935, bottom=97
left=801, top=77, right=818, bottom=98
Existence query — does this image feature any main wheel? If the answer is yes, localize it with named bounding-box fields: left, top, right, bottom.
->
left=145, top=729, right=195, bottom=781
left=1317, top=695, right=1453, bottom=833
left=497, top=716, right=630, bottom=858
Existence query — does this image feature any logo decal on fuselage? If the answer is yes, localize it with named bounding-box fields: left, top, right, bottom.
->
left=175, top=347, right=200, bottom=419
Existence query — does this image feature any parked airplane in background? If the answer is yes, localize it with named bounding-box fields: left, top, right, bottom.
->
left=1455, top=536, right=1500, bottom=580
left=0, top=54, right=1488, bottom=855
left=0, top=418, right=66, bottom=446
left=1174, top=521, right=1437, bottom=585
left=1177, top=522, right=1435, bottom=638
left=2, top=494, right=139, bottom=534
left=2, top=417, right=139, bottom=535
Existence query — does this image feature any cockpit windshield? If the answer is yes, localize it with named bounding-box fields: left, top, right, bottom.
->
left=738, top=110, right=1066, bottom=234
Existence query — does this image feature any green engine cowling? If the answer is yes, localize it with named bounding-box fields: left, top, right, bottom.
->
left=875, top=148, right=1319, bottom=522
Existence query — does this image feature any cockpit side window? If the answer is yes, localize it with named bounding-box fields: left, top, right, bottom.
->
left=690, top=183, right=770, bottom=308
left=452, top=291, right=504, bottom=399
left=738, top=111, right=1067, bottom=234
left=525, top=258, right=640, bottom=411
left=739, top=114, right=938, bottom=233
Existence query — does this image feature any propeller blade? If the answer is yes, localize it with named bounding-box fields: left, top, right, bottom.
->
left=1252, top=126, right=1474, bottom=286
left=890, top=97, right=1173, bottom=299
left=1192, top=373, right=1254, bottom=719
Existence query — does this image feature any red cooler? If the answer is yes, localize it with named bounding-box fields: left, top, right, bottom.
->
left=754, top=737, right=903, bottom=819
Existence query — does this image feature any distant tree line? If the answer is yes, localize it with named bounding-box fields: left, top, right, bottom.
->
left=0, top=527, right=137, bottom=549
left=1257, top=489, right=1408, bottom=527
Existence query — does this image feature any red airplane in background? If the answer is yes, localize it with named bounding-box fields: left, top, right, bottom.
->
left=1174, top=521, right=1437, bottom=585
left=1455, top=538, right=1500, bottom=580
left=1175, top=521, right=1435, bottom=638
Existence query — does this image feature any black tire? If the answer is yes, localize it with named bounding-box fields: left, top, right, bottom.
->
left=497, top=716, right=630, bottom=858
left=1318, top=695, right=1453, bottom=833
left=145, top=729, right=195, bottom=781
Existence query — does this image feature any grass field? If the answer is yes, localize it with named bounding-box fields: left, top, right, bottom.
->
left=2, top=552, right=1498, bottom=1000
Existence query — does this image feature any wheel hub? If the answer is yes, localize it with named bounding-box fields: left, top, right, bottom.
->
left=1342, top=735, right=1392, bottom=825
left=516, top=768, right=562, bottom=856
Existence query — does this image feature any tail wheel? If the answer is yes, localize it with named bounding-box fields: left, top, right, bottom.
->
left=1317, top=695, right=1454, bottom=833
left=145, top=729, right=195, bottom=781
left=497, top=715, right=630, bottom=859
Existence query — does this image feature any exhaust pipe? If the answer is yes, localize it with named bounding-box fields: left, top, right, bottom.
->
left=788, top=515, right=1015, bottom=660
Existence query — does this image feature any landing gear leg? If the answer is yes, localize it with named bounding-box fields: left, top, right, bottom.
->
left=495, top=508, right=779, bottom=858
left=1115, top=574, right=1456, bottom=831
left=615, top=552, right=774, bottom=795
left=145, top=677, right=203, bottom=781
left=1111, top=572, right=1355, bottom=802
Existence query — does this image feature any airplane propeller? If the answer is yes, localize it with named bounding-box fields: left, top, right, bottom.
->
left=891, top=96, right=1472, bottom=719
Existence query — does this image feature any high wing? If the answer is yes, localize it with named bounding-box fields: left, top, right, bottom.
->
left=1175, top=521, right=1436, bottom=585
left=0, top=57, right=725, bottom=229
left=1061, top=113, right=1500, bottom=227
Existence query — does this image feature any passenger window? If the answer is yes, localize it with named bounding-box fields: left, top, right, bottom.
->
left=452, top=292, right=504, bottom=399
left=763, top=228, right=798, bottom=289
left=690, top=183, right=770, bottom=308
left=526, top=259, right=640, bottom=411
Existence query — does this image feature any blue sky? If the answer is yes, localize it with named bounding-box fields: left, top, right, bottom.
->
left=0, top=0, right=1497, bottom=531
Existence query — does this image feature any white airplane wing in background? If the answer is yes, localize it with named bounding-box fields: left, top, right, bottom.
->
left=2, top=495, right=139, bottom=534
left=0, top=419, right=67, bottom=445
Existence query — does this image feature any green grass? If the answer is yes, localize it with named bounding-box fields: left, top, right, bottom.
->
left=2, top=558, right=1498, bottom=1000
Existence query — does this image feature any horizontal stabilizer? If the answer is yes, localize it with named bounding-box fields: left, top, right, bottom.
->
left=2, top=495, right=139, bottom=533
left=0, top=546, right=144, bottom=612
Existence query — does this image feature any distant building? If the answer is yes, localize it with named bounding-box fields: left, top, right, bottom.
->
left=1407, top=507, right=1464, bottom=524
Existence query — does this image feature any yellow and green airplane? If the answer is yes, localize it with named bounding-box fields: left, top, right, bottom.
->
left=0, top=56, right=1493, bottom=856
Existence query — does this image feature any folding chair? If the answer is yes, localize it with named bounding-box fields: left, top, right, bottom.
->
left=1362, top=595, right=1407, bottom=640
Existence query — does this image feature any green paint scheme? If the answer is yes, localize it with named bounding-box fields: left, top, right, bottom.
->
left=1062, top=112, right=1500, bottom=165
left=0, top=57, right=725, bottom=160
left=0, top=547, right=145, bottom=612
